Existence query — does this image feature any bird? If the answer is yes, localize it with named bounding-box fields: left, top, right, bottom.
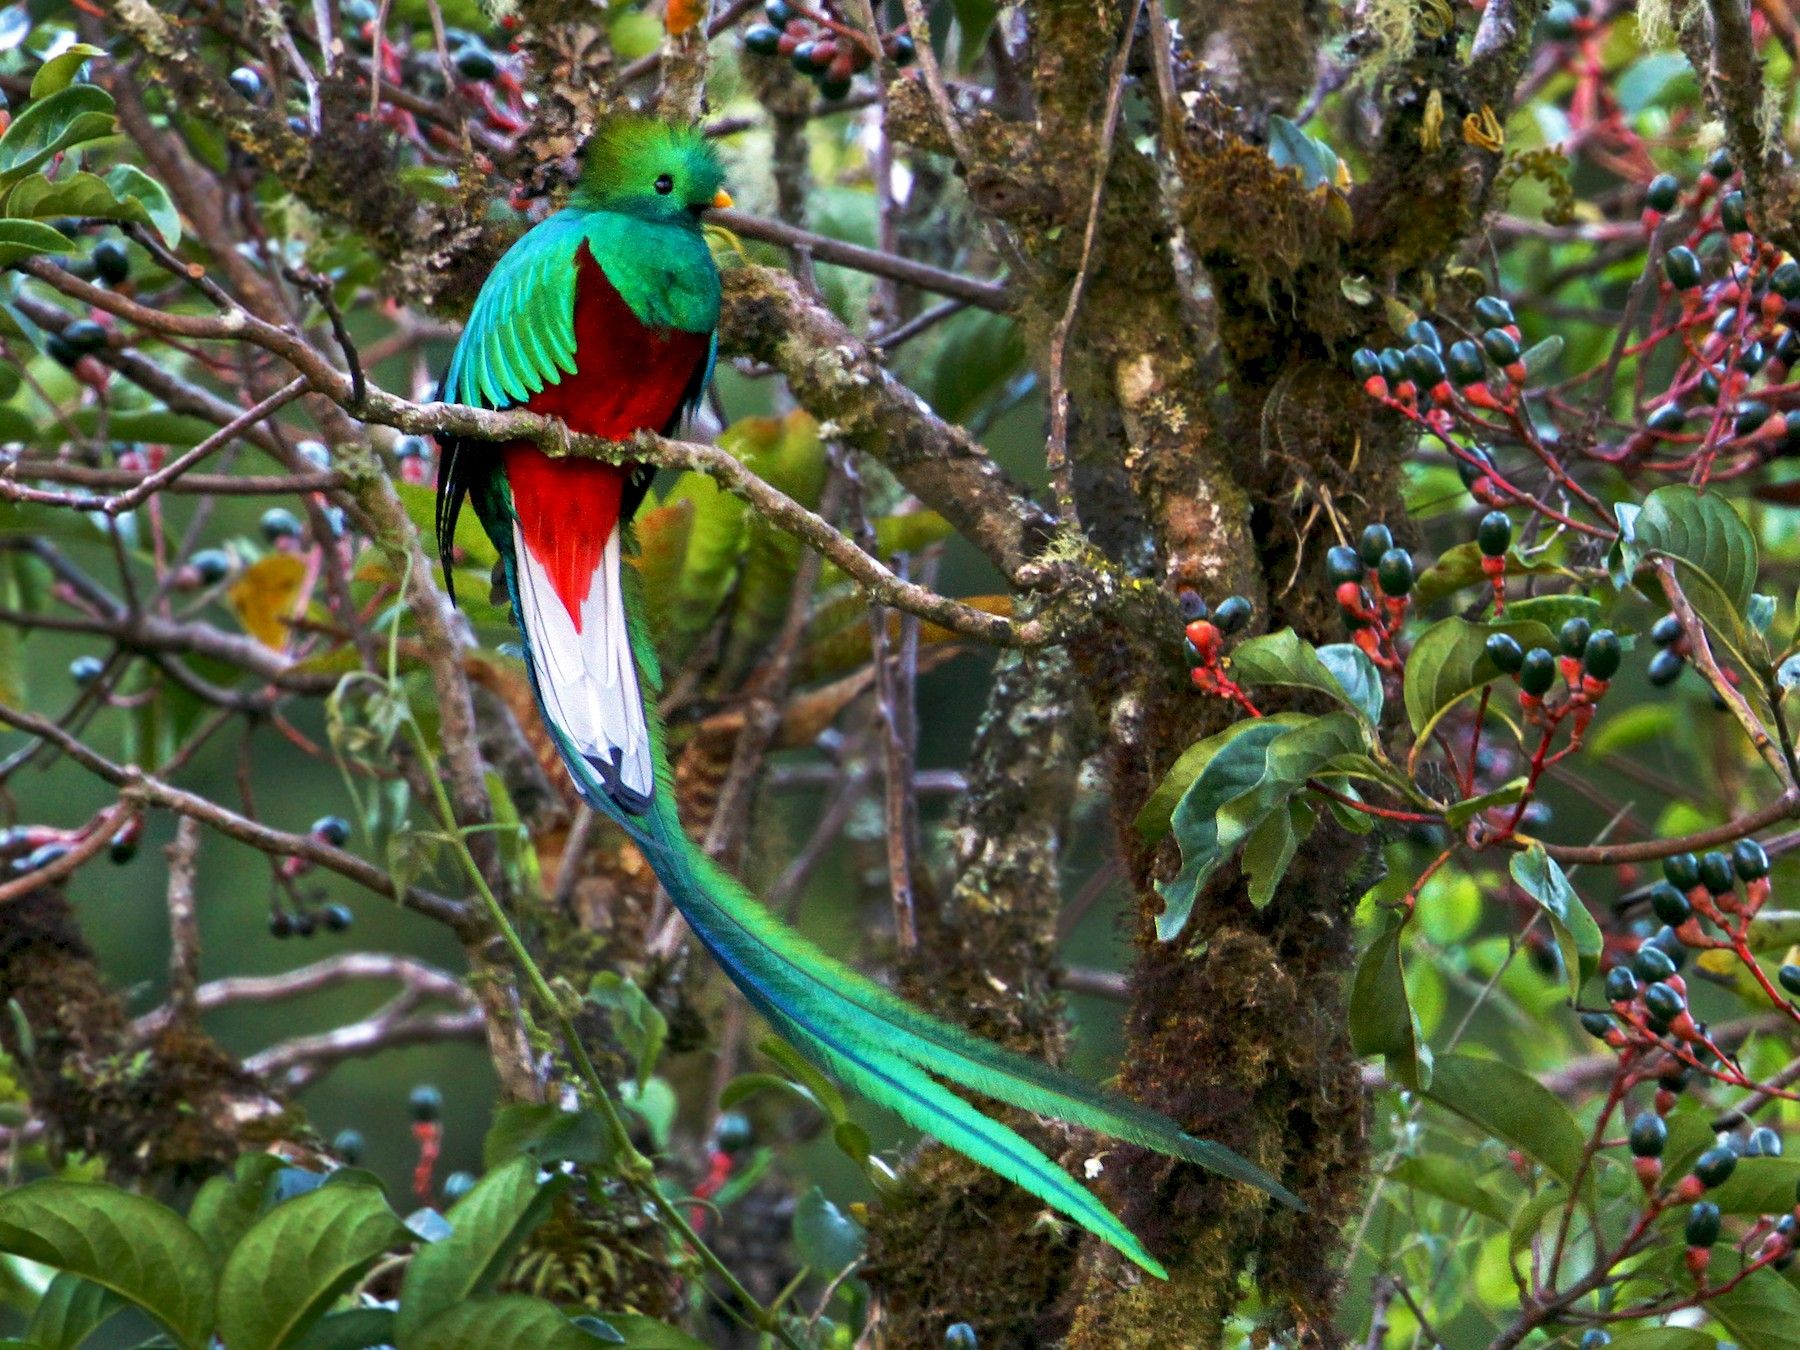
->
left=434, top=114, right=1300, bottom=1278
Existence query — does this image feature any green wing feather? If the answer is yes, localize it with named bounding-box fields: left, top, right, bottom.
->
left=442, top=211, right=586, bottom=413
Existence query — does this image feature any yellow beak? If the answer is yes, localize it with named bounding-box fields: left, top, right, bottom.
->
left=711, top=188, right=734, bottom=210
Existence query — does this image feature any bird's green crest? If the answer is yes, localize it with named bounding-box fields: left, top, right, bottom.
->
left=572, top=117, right=725, bottom=221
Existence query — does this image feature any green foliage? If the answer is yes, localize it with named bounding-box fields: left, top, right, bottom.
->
left=1508, top=845, right=1602, bottom=997
left=395, top=1158, right=569, bottom=1343
left=216, top=1182, right=405, bottom=1350
left=1349, top=912, right=1432, bottom=1090
left=0, top=1159, right=643, bottom=1350
left=1156, top=711, right=1375, bottom=933
left=0, top=1180, right=215, bottom=1348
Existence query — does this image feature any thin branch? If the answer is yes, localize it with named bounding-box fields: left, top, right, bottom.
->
left=715, top=209, right=1010, bottom=312
left=1043, top=0, right=1143, bottom=524
left=164, top=817, right=203, bottom=1024
left=0, top=699, right=472, bottom=929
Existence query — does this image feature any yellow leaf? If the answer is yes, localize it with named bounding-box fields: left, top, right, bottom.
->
left=229, top=554, right=306, bottom=649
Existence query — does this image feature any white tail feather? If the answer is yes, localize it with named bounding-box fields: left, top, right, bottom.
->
left=512, top=523, right=655, bottom=809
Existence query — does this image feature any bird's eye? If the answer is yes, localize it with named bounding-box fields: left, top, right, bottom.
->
left=654, top=174, right=674, bottom=195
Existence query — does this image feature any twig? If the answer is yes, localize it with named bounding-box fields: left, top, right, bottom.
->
left=896, top=0, right=974, bottom=167
left=1043, top=0, right=1143, bottom=525
left=0, top=699, right=471, bottom=928
left=284, top=265, right=366, bottom=407
left=97, top=378, right=306, bottom=517
left=164, top=817, right=203, bottom=1024
left=248, top=1007, right=486, bottom=1088
left=715, top=209, right=1010, bottom=311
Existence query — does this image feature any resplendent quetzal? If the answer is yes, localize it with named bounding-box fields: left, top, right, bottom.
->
left=435, top=115, right=1299, bottom=1277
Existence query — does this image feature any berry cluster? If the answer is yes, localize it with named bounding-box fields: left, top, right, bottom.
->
left=43, top=314, right=113, bottom=389
left=0, top=814, right=142, bottom=876
left=1178, top=590, right=1256, bottom=712
left=269, top=815, right=356, bottom=938
left=1350, top=300, right=1529, bottom=454
left=741, top=1, right=915, bottom=102
left=1630, top=152, right=1800, bottom=480
left=1326, top=523, right=1414, bottom=669
left=393, top=434, right=432, bottom=486
left=1485, top=615, right=1619, bottom=730
left=410, top=1083, right=443, bottom=1199
left=234, top=7, right=528, bottom=157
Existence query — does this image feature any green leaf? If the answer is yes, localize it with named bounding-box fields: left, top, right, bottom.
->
left=1410, top=541, right=1572, bottom=608
left=215, top=1181, right=403, bottom=1350
left=1267, top=114, right=1342, bottom=191
left=1631, top=485, right=1759, bottom=609
left=482, top=1103, right=612, bottom=1170
left=0, top=85, right=117, bottom=187
left=0, top=1179, right=214, bottom=1350
left=617, top=1078, right=676, bottom=1150
left=1509, top=844, right=1602, bottom=997
left=1606, top=1328, right=1720, bottom=1349
left=1614, top=52, right=1692, bottom=113
left=792, top=1187, right=865, bottom=1274
left=587, top=972, right=667, bottom=1090
left=1349, top=914, right=1431, bottom=1090
left=1135, top=733, right=1242, bottom=842
left=755, top=1034, right=848, bottom=1123
left=581, top=1314, right=711, bottom=1349
left=1154, top=715, right=1304, bottom=933
left=395, top=1157, right=569, bottom=1343
left=1624, top=485, right=1764, bottom=671
left=1387, top=1156, right=1508, bottom=1224
left=66, top=408, right=219, bottom=446
left=397, top=479, right=496, bottom=572
left=923, top=309, right=1023, bottom=424
left=105, top=165, right=180, bottom=247
left=1750, top=592, right=1778, bottom=633
left=1500, top=593, right=1604, bottom=633
left=407, top=1296, right=616, bottom=1350
left=948, top=0, right=999, bottom=66
left=1586, top=702, right=1681, bottom=758
left=1520, top=334, right=1563, bottom=378
left=1703, top=1265, right=1800, bottom=1350
left=1228, top=628, right=1382, bottom=723
left=666, top=470, right=747, bottom=650
left=29, top=43, right=102, bottom=99
left=1241, top=797, right=1312, bottom=909
left=0, top=218, right=73, bottom=268
left=1402, top=616, right=1556, bottom=742
left=1705, top=1156, right=1800, bottom=1215
left=1423, top=1053, right=1587, bottom=1184
left=289, top=1307, right=397, bottom=1350
left=8, top=167, right=176, bottom=247
left=1161, top=712, right=1370, bottom=932
left=25, top=1272, right=125, bottom=1350
left=1444, top=778, right=1527, bottom=829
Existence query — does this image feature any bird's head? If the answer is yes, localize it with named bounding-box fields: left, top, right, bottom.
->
left=571, top=116, right=731, bottom=223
